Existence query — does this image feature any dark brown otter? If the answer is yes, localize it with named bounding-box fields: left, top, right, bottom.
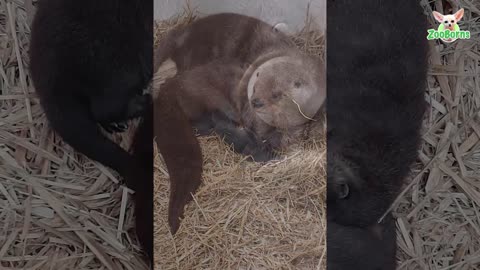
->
left=153, top=88, right=203, bottom=234
left=29, top=0, right=153, bottom=263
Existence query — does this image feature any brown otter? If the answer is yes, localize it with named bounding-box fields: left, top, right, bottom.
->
left=124, top=46, right=204, bottom=239
left=153, top=89, right=203, bottom=234
left=155, top=13, right=325, bottom=161
left=154, top=13, right=295, bottom=72
left=154, top=60, right=279, bottom=161
left=155, top=56, right=324, bottom=161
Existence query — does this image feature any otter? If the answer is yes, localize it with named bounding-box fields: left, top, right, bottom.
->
left=326, top=0, right=428, bottom=238
left=30, top=0, right=152, bottom=180
left=327, top=214, right=397, bottom=270
left=152, top=88, right=203, bottom=234
left=154, top=13, right=295, bottom=72
left=126, top=107, right=153, bottom=265
left=156, top=52, right=324, bottom=161
left=155, top=13, right=325, bottom=161
left=155, top=60, right=279, bottom=161
left=243, top=50, right=325, bottom=128
left=29, top=0, right=153, bottom=262
left=127, top=88, right=203, bottom=250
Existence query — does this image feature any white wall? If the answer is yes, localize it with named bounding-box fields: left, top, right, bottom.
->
left=154, top=0, right=325, bottom=34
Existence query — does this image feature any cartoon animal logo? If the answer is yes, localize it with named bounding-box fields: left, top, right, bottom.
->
left=432, top=8, right=464, bottom=43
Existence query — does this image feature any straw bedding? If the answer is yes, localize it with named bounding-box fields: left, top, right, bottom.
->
left=393, top=1, right=480, bottom=269
left=153, top=8, right=326, bottom=270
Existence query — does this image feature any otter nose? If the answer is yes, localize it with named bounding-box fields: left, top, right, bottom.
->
left=251, top=98, right=264, bottom=108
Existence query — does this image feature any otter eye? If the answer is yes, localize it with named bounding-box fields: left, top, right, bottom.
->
left=294, top=81, right=302, bottom=88
left=338, top=183, right=349, bottom=199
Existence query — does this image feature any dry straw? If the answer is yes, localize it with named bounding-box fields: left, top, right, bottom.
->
left=393, top=1, right=480, bottom=269
left=153, top=6, right=326, bottom=270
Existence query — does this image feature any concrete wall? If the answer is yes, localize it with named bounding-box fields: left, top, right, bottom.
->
left=154, top=0, right=325, bottom=34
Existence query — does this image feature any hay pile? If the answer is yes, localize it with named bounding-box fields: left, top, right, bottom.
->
left=394, top=1, right=480, bottom=269
left=0, top=1, right=146, bottom=269
left=153, top=9, right=326, bottom=270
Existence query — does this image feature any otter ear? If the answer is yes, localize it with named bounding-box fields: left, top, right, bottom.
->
left=432, top=11, right=444, bottom=23
left=454, top=8, right=464, bottom=21
left=338, top=183, right=349, bottom=199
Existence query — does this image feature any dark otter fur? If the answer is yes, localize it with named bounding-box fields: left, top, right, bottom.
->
left=29, top=0, right=153, bottom=262
left=127, top=106, right=153, bottom=265
left=327, top=214, right=397, bottom=270
left=327, top=1, right=428, bottom=268
left=30, top=0, right=152, bottom=180
left=326, top=0, right=429, bottom=228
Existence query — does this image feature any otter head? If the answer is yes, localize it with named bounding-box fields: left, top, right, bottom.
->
left=247, top=54, right=325, bottom=128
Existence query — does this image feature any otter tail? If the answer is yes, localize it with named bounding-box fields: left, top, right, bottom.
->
left=154, top=89, right=203, bottom=234
left=128, top=103, right=154, bottom=265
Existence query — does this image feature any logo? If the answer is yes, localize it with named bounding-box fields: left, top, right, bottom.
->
left=428, top=8, right=470, bottom=43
